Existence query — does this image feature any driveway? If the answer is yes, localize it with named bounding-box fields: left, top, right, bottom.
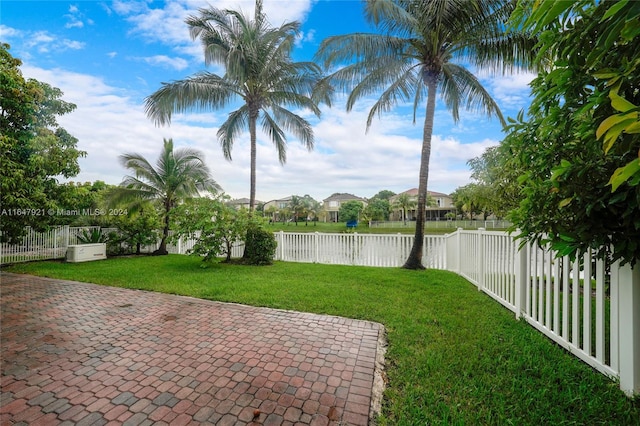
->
left=0, top=272, right=385, bottom=425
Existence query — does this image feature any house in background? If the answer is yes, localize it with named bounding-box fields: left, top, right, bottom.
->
left=389, top=188, right=455, bottom=221
left=262, top=196, right=293, bottom=221
left=323, top=193, right=367, bottom=222
left=227, top=198, right=262, bottom=210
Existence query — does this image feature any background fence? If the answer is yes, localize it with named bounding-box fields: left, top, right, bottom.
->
left=1, top=226, right=638, bottom=396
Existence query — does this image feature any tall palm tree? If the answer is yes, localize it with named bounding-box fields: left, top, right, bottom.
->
left=315, top=0, right=536, bottom=269
left=145, top=0, right=322, bottom=212
left=114, top=139, right=221, bottom=255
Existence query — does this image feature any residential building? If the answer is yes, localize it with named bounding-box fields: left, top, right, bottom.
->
left=262, top=196, right=293, bottom=221
left=227, top=198, right=262, bottom=210
left=323, top=193, right=367, bottom=222
left=389, top=188, right=455, bottom=221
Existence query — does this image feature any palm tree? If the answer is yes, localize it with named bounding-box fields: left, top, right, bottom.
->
left=145, top=0, right=322, bottom=212
left=315, top=0, right=536, bottom=269
left=393, top=193, right=416, bottom=225
left=114, top=139, right=220, bottom=255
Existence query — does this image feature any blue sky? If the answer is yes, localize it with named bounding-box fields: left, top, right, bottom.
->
left=1, top=0, right=535, bottom=202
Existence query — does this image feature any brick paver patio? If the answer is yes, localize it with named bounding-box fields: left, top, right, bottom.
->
left=0, top=272, right=385, bottom=425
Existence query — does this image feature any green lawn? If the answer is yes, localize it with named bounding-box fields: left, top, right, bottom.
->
left=265, top=220, right=473, bottom=235
left=5, top=256, right=639, bottom=425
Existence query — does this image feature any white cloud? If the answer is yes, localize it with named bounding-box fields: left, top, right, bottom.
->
left=113, top=0, right=315, bottom=64
left=489, top=72, right=536, bottom=109
left=65, top=4, right=94, bottom=29
left=22, top=30, right=85, bottom=53
left=19, top=62, right=484, bottom=203
left=295, top=29, right=316, bottom=47
left=135, top=55, right=189, bottom=70
left=0, top=24, right=22, bottom=39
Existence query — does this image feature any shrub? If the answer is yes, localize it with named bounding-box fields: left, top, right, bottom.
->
left=243, top=226, right=276, bottom=265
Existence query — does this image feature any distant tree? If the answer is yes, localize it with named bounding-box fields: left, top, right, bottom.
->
left=144, top=0, right=322, bottom=211
left=364, top=198, right=391, bottom=221
left=338, top=200, right=364, bottom=223
left=305, top=197, right=322, bottom=225
left=451, top=185, right=483, bottom=220
left=264, top=205, right=278, bottom=222
left=289, top=195, right=306, bottom=225
left=371, top=190, right=396, bottom=201
left=393, top=194, right=416, bottom=225
left=111, top=139, right=220, bottom=255
left=467, top=146, right=522, bottom=218
left=0, top=43, right=86, bottom=241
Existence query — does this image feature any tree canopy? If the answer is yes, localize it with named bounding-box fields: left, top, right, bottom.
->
left=504, top=0, right=640, bottom=264
left=1, top=43, right=85, bottom=241
left=112, top=138, right=220, bottom=255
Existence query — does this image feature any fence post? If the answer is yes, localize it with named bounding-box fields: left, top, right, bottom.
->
left=277, top=231, right=283, bottom=261
left=618, top=262, right=640, bottom=396
left=514, top=237, right=527, bottom=319
left=314, top=232, right=319, bottom=264
left=455, top=228, right=462, bottom=274
left=477, top=228, right=485, bottom=291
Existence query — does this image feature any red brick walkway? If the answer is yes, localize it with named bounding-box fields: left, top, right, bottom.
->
left=0, top=273, right=385, bottom=425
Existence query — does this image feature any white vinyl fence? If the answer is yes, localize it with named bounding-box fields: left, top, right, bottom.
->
left=445, top=229, right=640, bottom=397
left=1, top=226, right=638, bottom=396
left=274, top=231, right=446, bottom=268
left=0, top=226, right=70, bottom=264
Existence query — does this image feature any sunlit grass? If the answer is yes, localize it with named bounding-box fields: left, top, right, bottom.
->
left=6, top=256, right=639, bottom=425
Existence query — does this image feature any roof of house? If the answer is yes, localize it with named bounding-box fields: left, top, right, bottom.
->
left=228, top=198, right=263, bottom=205
left=323, top=192, right=367, bottom=202
left=392, top=188, right=451, bottom=198
left=264, top=196, right=292, bottom=204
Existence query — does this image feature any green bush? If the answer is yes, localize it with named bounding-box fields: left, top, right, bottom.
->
left=243, top=226, right=276, bottom=265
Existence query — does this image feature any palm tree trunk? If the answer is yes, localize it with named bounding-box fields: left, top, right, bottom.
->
left=403, top=78, right=437, bottom=270
left=155, top=201, right=171, bottom=255
left=249, top=108, right=258, bottom=212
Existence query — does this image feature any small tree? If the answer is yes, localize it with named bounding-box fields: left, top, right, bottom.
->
left=338, top=201, right=364, bottom=223
left=171, top=196, right=248, bottom=264
left=112, top=139, right=220, bottom=255
left=110, top=207, right=161, bottom=255
left=243, top=225, right=277, bottom=265
left=393, top=194, right=416, bottom=225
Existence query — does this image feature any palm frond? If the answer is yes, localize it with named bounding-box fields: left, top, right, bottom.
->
left=260, top=111, right=287, bottom=164
left=145, top=73, right=237, bottom=126
left=217, top=105, right=249, bottom=161
left=441, top=63, right=505, bottom=125
left=270, top=104, right=314, bottom=151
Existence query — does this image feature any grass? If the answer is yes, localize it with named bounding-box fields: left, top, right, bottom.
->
left=6, top=256, right=640, bottom=425
left=265, top=221, right=478, bottom=235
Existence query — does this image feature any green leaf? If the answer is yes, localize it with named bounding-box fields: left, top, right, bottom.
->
left=602, top=117, right=638, bottom=153
left=625, top=121, right=640, bottom=134
left=609, top=159, right=640, bottom=192
left=602, top=0, right=629, bottom=21
left=610, top=91, right=637, bottom=112
left=591, top=70, right=618, bottom=79
left=559, top=197, right=572, bottom=208
left=621, top=20, right=640, bottom=41
left=528, top=0, right=574, bottom=32
left=596, top=112, right=638, bottom=139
